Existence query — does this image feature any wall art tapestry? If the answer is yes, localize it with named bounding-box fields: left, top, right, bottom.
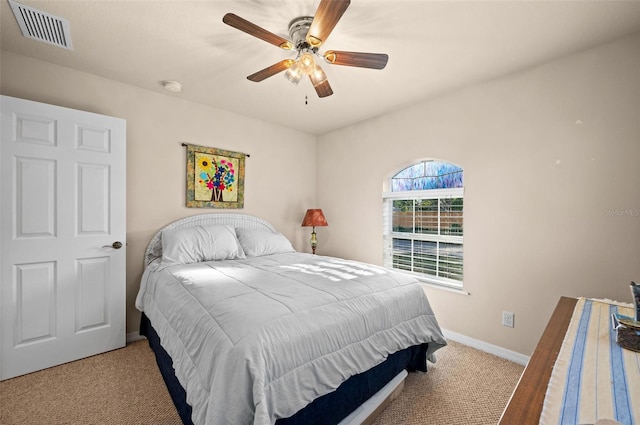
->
left=185, top=143, right=245, bottom=209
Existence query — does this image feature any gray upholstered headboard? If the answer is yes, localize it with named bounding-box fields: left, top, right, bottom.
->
left=144, top=213, right=276, bottom=267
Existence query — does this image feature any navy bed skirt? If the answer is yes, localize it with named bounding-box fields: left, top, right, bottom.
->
left=140, top=312, right=429, bottom=425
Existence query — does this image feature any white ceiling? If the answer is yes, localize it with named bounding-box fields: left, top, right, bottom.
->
left=2, top=1, right=640, bottom=135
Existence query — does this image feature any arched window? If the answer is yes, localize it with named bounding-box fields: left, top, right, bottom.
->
left=383, top=160, right=463, bottom=289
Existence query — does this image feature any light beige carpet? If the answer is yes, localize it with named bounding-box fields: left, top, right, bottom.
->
left=0, top=339, right=524, bottom=425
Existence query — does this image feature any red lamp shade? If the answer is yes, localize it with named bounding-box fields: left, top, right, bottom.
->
left=301, top=209, right=328, bottom=227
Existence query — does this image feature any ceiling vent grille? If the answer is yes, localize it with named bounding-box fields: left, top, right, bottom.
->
left=8, top=0, right=73, bottom=50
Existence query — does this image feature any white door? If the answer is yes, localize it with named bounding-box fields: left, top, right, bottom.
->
left=0, top=95, right=126, bottom=380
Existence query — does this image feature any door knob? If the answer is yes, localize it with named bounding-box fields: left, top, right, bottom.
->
left=102, top=241, right=123, bottom=249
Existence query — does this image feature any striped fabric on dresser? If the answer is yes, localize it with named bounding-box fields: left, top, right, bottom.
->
left=540, top=298, right=639, bottom=425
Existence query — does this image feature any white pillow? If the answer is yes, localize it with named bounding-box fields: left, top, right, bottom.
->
left=161, top=224, right=245, bottom=266
left=235, top=228, right=295, bottom=257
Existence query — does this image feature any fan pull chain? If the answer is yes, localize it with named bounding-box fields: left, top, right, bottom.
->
left=305, top=95, right=308, bottom=105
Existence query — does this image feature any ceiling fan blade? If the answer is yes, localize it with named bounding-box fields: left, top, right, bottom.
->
left=223, top=13, right=294, bottom=50
left=247, top=60, right=294, bottom=82
left=324, top=51, right=389, bottom=69
left=306, top=0, right=350, bottom=48
left=311, top=77, right=333, bottom=98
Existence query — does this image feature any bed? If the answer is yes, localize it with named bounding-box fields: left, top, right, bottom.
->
left=135, top=213, right=446, bottom=425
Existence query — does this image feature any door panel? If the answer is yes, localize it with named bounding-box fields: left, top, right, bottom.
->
left=77, top=163, right=110, bottom=235
left=1, top=95, right=126, bottom=380
left=77, top=125, right=110, bottom=152
left=15, top=157, right=56, bottom=237
left=76, top=256, right=109, bottom=331
left=15, top=113, right=56, bottom=146
left=14, top=261, right=56, bottom=345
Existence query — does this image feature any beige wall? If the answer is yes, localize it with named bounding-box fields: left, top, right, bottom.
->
left=2, top=32, right=639, bottom=356
left=316, top=33, right=640, bottom=355
left=0, top=51, right=317, bottom=334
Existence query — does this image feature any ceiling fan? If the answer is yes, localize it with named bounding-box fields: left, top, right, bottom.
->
left=222, top=0, right=388, bottom=98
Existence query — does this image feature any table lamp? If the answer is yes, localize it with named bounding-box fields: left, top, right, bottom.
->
left=301, top=209, right=328, bottom=254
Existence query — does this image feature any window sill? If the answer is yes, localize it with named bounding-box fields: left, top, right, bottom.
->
left=418, top=280, right=470, bottom=295
left=390, top=268, right=470, bottom=295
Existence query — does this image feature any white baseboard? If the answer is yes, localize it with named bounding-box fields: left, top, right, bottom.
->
left=442, top=328, right=530, bottom=366
left=126, top=331, right=146, bottom=343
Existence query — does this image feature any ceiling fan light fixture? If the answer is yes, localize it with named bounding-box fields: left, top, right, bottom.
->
left=310, top=64, right=328, bottom=87
left=284, top=62, right=303, bottom=85
left=285, top=48, right=321, bottom=86
left=298, top=51, right=316, bottom=74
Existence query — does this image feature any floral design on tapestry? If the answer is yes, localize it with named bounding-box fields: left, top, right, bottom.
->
left=195, top=153, right=237, bottom=202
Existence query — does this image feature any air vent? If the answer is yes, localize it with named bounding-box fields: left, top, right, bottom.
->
left=8, top=0, right=73, bottom=50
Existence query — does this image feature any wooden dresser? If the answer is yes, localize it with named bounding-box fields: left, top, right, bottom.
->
left=498, top=296, right=578, bottom=424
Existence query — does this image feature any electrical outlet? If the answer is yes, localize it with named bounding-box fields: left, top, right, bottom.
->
left=502, top=311, right=515, bottom=328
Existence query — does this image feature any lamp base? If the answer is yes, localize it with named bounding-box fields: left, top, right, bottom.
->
left=310, top=228, right=318, bottom=255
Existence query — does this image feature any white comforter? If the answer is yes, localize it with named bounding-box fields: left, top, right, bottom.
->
left=136, top=253, right=446, bottom=425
